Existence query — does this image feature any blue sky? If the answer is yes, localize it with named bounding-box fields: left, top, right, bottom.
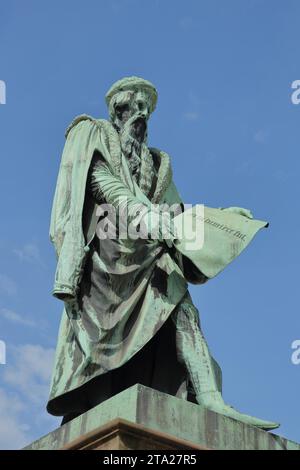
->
left=0, top=0, right=299, bottom=449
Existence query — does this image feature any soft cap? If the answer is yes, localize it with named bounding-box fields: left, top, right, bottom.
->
left=105, top=76, right=158, bottom=113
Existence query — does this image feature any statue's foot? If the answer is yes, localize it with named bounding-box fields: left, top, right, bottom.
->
left=198, top=392, right=279, bottom=431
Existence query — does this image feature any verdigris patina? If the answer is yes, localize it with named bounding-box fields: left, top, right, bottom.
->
left=47, top=76, right=279, bottom=430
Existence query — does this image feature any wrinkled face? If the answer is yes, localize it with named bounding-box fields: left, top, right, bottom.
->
left=110, top=89, right=151, bottom=143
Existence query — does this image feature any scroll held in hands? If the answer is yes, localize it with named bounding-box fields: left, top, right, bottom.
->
left=173, top=205, right=268, bottom=279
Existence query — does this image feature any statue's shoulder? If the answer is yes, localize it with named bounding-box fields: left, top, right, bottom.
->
left=65, top=114, right=112, bottom=138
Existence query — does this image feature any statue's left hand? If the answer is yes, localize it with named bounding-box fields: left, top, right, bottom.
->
left=220, top=206, right=254, bottom=219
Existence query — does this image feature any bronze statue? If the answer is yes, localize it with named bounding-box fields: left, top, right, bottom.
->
left=47, top=77, right=278, bottom=430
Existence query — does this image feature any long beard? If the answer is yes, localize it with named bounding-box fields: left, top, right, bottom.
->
left=117, top=116, right=155, bottom=197
left=119, top=116, right=146, bottom=177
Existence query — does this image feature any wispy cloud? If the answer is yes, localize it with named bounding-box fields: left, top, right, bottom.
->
left=179, top=16, right=194, bottom=31
left=183, top=111, right=199, bottom=121
left=13, top=242, right=44, bottom=267
left=109, top=0, right=135, bottom=14
left=0, top=274, right=17, bottom=296
left=253, top=129, right=269, bottom=144
left=4, top=344, right=55, bottom=405
left=0, top=308, right=37, bottom=328
left=273, top=169, right=289, bottom=183
left=0, top=388, right=30, bottom=450
left=0, top=343, right=58, bottom=449
left=182, top=91, right=200, bottom=122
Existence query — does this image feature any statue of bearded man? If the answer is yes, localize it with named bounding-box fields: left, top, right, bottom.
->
left=47, top=76, right=278, bottom=430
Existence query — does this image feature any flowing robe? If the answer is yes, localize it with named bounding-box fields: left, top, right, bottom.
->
left=47, top=116, right=204, bottom=416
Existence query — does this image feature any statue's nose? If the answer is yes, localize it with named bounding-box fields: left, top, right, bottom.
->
left=139, top=110, right=148, bottom=120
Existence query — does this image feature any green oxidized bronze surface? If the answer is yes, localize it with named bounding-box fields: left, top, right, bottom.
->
left=47, top=76, right=279, bottom=431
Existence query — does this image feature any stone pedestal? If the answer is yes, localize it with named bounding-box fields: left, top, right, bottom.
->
left=25, top=384, right=299, bottom=450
